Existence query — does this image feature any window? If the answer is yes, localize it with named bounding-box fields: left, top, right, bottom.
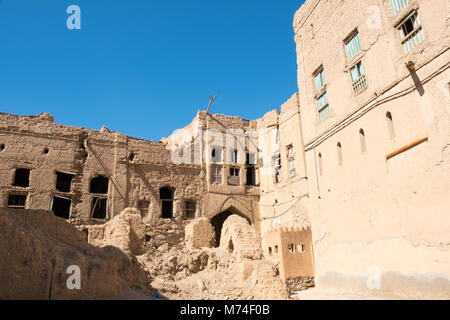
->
left=390, top=0, right=409, bottom=16
left=297, top=244, right=305, bottom=253
left=398, top=11, right=424, bottom=54
left=13, top=168, right=30, bottom=188
left=184, top=201, right=196, bottom=219
left=211, top=165, right=222, bottom=183
left=268, top=247, right=273, bottom=255
left=313, top=68, right=330, bottom=121
left=160, top=187, right=174, bottom=219
left=359, top=129, right=367, bottom=154
left=90, top=175, right=109, bottom=194
left=337, top=143, right=343, bottom=166
left=386, top=112, right=395, bottom=139
left=0, top=143, right=5, bottom=151
left=229, top=149, right=238, bottom=164
left=287, top=145, right=295, bottom=177
left=8, top=194, right=26, bottom=209
left=211, top=146, right=222, bottom=163
left=318, top=153, right=323, bottom=176
left=91, top=197, right=107, bottom=219
left=52, top=196, right=71, bottom=219
left=288, top=243, right=295, bottom=253
left=56, top=172, right=74, bottom=193
left=274, top=245, right=279, bottom=254
left=246, top=166, right=256, bottom=186
left=316, top=92, right=330, bottom=121
left=314, top=68, right=325, bottom=91
left=350, top=61, right=367, bottom=94
left=273, top=153, right=282, bottom=183
left=345, top=31, right=362, bottom=60
left=228, top=167, right=240, bottom=185
left=246, top=152, right=257, bottom=186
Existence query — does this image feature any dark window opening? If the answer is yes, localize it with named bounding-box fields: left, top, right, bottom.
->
left=91, top=197, right=107, bottom=219
left=400, top=15, right=415, bottom=36
left=129, top=153, right=135, bottom=161
left=8, top=194, right=26, bottom=208
left=90, top=175, right=109, bottom=194
left=52, top=196, right=71, bottom=219
left=13, top=168, right=30, bottom=188
left=160, top=187, right=174, bottom=219
left=275, top=245, right=279, bottom=254
left=56, top=172, right=74, bottom=193
left=43, top=147, right=49, bottom=154
left=246, top=167, right=256, bottom=186
left=0, top=144, right=5, bottom=151
left=268, top=247, right=273, bottom=255
left=161, top=201, right=173, bottom=219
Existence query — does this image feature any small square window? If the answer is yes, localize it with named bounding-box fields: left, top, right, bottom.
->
left=184, top=201, right=196, bottom=219
left=56, top=172, right=74, bottom=193
left=91, top=197, right=107, bottom=219
left=13, top=168, right=30, bottom=188
left=228, top=168, right=240, bottom=185
left=8, top=194, right=27, bottom=209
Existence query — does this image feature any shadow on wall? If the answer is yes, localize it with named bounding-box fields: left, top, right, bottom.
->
left=0, top=208, right=162, bottom=300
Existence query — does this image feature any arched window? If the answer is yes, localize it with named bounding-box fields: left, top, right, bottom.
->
left=359, top=129, right=367, bottom=154
left=160, top=187, right=174, bottom=219
left=318, top=152, right=323, bottom=176
left=337, top=143, right=343, bottom=166
left=386, top=112, right=395, bottom=140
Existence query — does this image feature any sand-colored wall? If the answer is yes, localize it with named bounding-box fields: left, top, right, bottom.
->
left=294, top=0, right=450, bottom=298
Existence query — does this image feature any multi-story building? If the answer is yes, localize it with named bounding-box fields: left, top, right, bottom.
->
left=292, top=0, right=450, bottom=297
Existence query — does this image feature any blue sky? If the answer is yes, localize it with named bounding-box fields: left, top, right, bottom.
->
left=0, top=0, right=304, bottom=141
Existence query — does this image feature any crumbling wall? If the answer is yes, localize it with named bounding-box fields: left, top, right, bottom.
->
left=185, top=217, right=216, bottom=249
left=0, top=208, right=154, bottom=299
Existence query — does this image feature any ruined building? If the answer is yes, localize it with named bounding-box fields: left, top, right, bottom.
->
left=0, top=0, right=449, bottom=298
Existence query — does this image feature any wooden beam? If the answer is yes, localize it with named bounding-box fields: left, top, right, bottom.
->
left=386, top=137, right=428, bottom=160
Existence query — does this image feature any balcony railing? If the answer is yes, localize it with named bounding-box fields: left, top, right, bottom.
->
left=352, top=74, right=367, bottom=94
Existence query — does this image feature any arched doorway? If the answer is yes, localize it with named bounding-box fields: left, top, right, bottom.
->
left=210, top=209, right=251, bottom=247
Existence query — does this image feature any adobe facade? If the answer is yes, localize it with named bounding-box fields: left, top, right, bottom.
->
left=0, top=0, right=449, bottom=298
left=293, top=0, right=450, bottom=297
